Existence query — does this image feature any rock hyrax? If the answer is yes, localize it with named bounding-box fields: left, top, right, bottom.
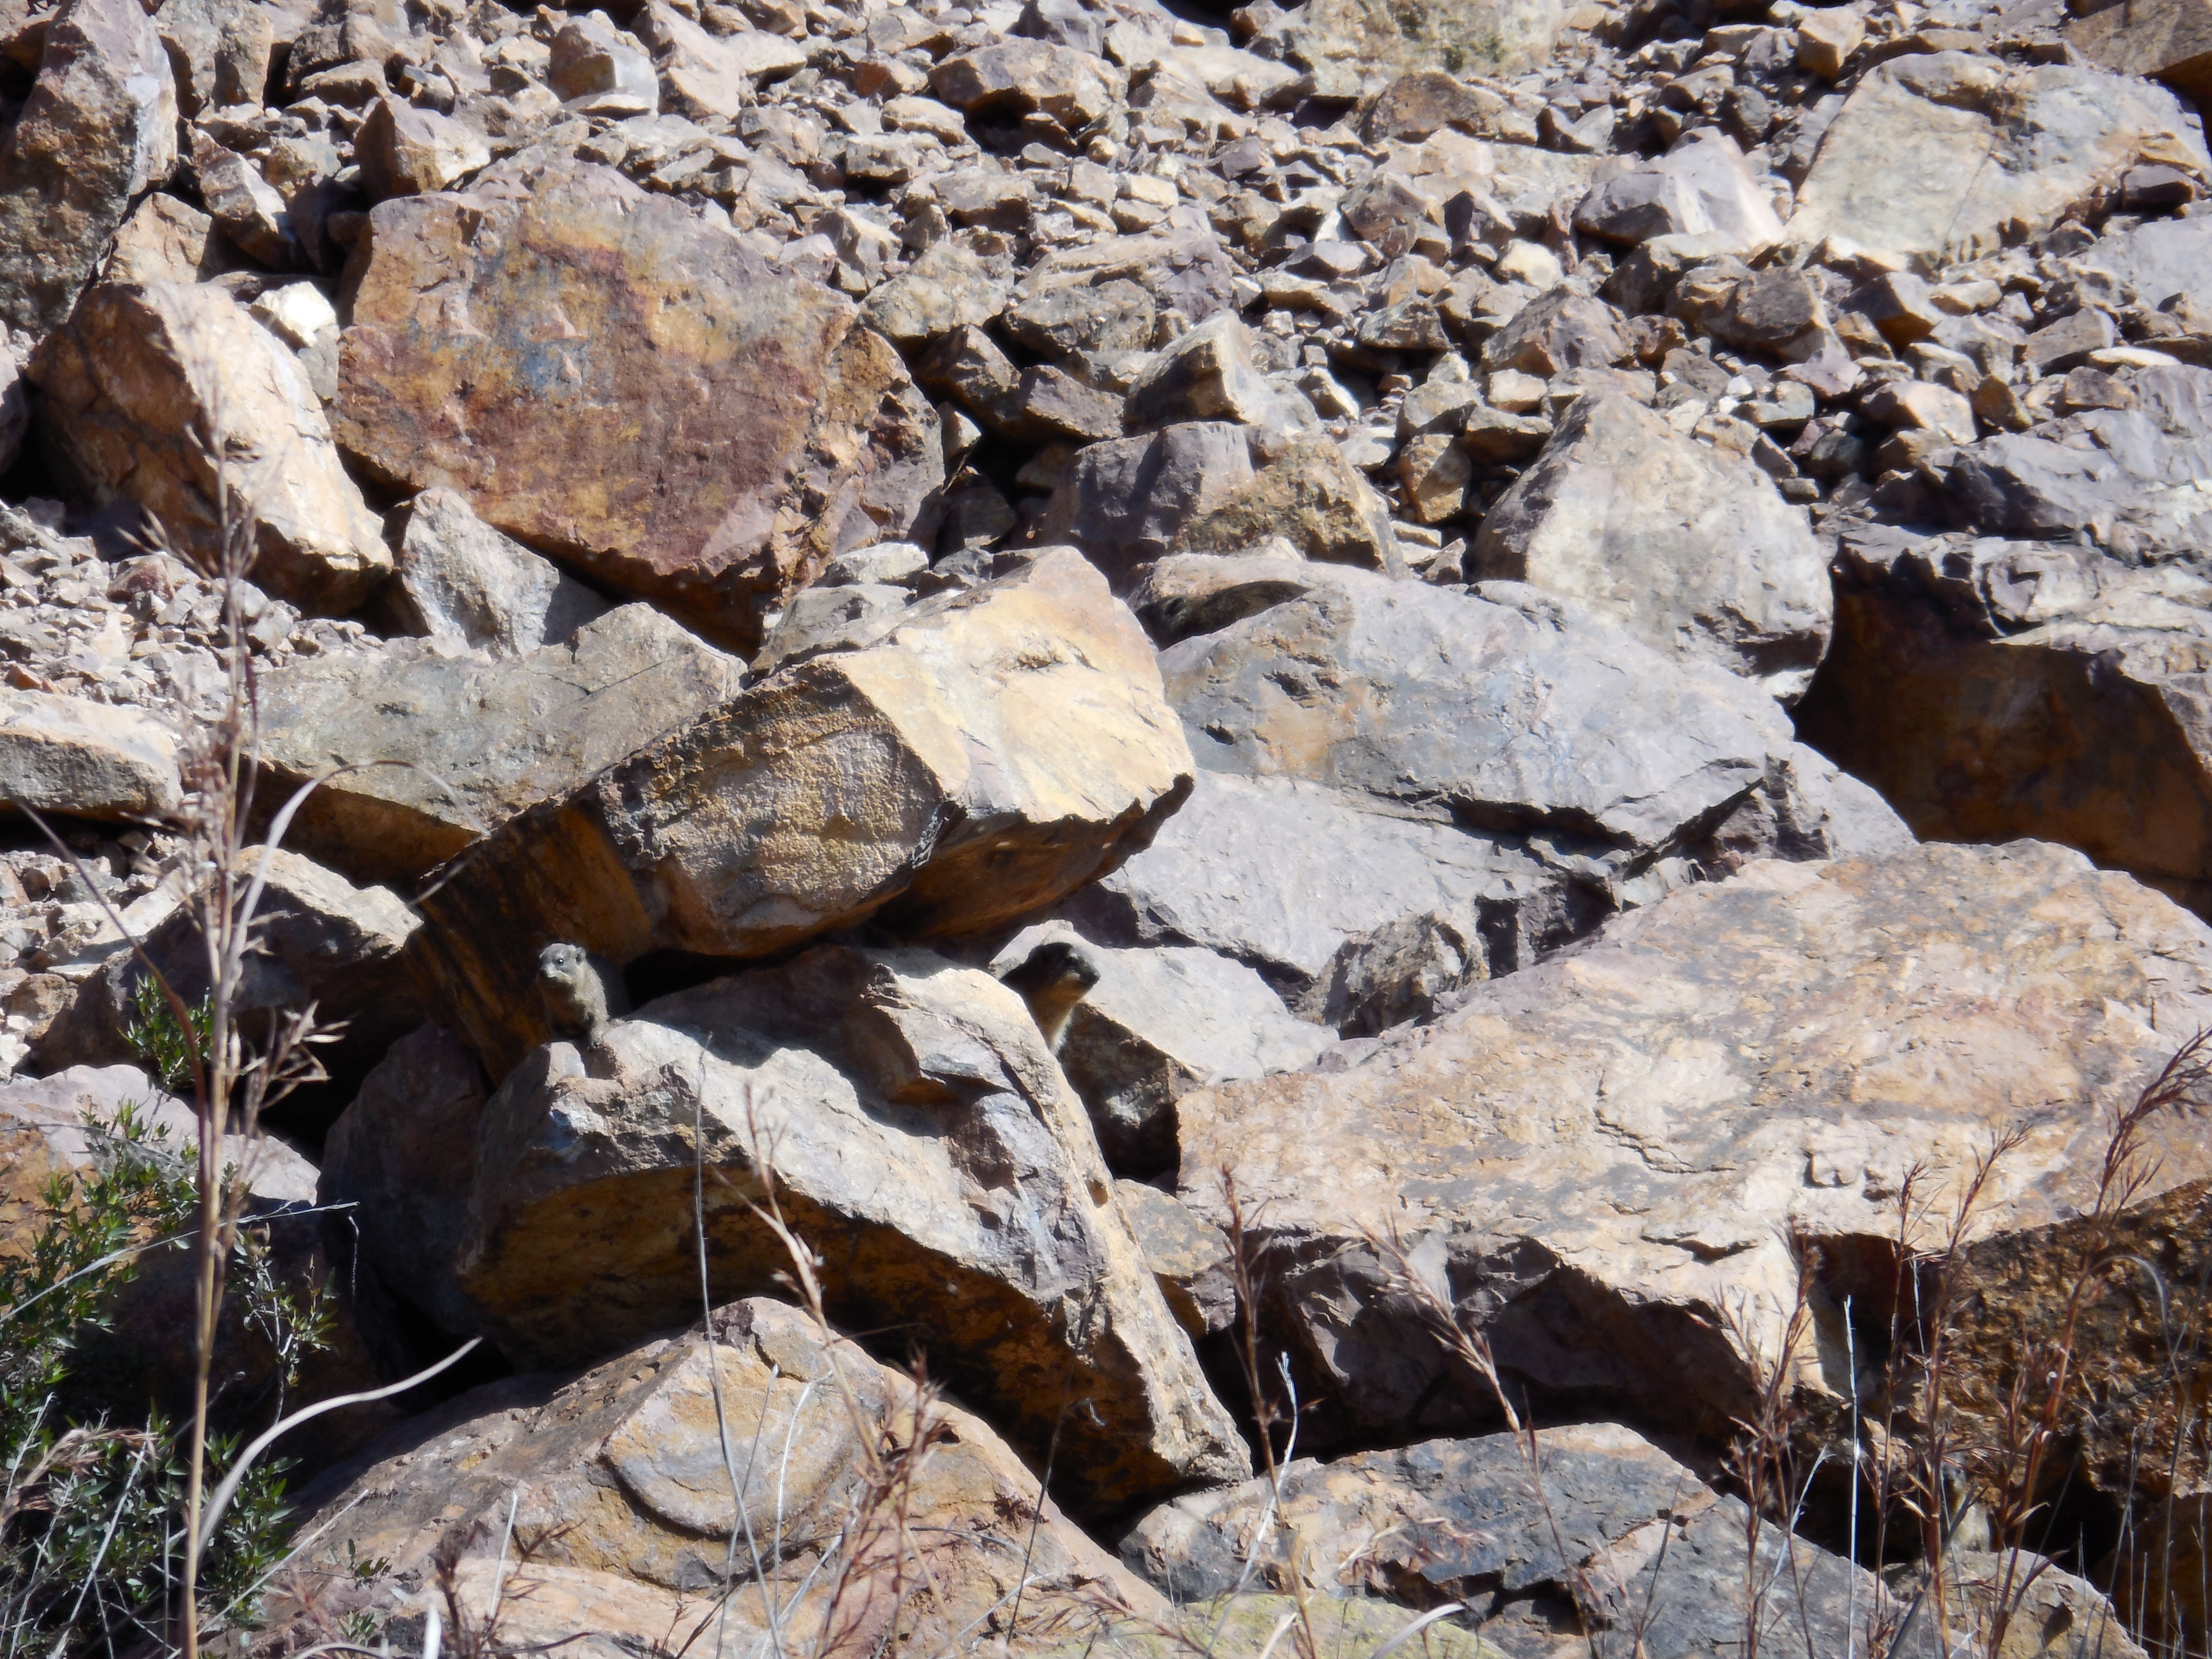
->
left=537, top=942, right=628, bottom=1047
left=998, top=938, right=1102, bottom=1052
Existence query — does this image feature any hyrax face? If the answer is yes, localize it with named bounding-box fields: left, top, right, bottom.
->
left=538, top=942, right=588, bottom=982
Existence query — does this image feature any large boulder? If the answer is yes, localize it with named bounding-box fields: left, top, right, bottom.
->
left=1794, top=526, right=2212, bottom=915
left=0, top=690, right=180, bottom=821
left=274, top=1298, right=1168, bottom=1655
left=254, top=603, right=745, bottom=886
left=415, top=548, right=1194, bottom=1077
left=0, top=0, right=176, bottom=340
left=1469, top=396, right=1833, bottom=700
left=335, top=154, right=940, bottom=653
left=1123, top=1423, right=1955, bottom=1659
left=1157, top=566, right=1792, bottom=860
left=29, top=283, right=391, bottom=613
left=1299, top=0, right=1559, bottom=76
left=1174, top=841, right=2212, bottom=1455
left=326, top=946, right=1250, bottom=1511
left=1784, top=53, right=2208, bottom=264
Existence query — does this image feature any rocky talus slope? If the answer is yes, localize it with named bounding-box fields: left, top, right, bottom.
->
left=0, top=0, right=2209, bottom=1647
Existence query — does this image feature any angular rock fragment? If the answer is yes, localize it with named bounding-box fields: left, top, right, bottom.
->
left=332, top=946, right=1249, bottom=1509
left=254, top=603, right=744, bottom=886
left=858, top=236, right=1008, bottom=347
left=930, top=39, right=1115, bottom=133
left=336, top=155, right=940, bottom=652
left=1124, top=1424, right=1948, bottom=1658
left=1173, top=437, right=1403, bottom=573
left=415, top=550, right=1193, bottom=1074
left=275, top=1298, right=1168, bottom=1654
left=1175, top=841, right=2212, bottom=1453
left=386, top=488, right=611, bottom=658
left=39, top=849, right=423, bottom=1091
left=1063, top=769, right=1565, bottom=1003
left=319, top=1022, right=486, bottom=1338
left=1573, top=131, right=1783, bottom=253
left=1795, top=528, right=2212, bottom=913
left=1031, top=423, right=1257, bottom=582
left=1116, top=1178, right=1235, bottom=1340
left=1470, top=396, right=1832, bottom=699
left=1301, top=0, right=1559, bottom=75
left=1786, top=53, right=2208, bottom=263
left=157, top=0, right=273, bottom=117
left=0, top=692, right=180, bottom=821
left=31, top=282, right=391, bottom=613
left=355, top=96, right=491, bottom=199
left=191, top=132, right=295, bottom=268
left=2069, top=0, right=2212, bottom=102
left=0, top=0, right=176, bottom=339
left=1943, top=364, right=2212, bottom=562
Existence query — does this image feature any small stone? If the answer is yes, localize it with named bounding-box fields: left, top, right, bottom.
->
left=1796, top=5, right=1864, bottom=78
left=1397, top=433, right=1470, bottom=523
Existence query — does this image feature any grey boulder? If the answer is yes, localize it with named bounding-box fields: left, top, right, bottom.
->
left=1470, top=396, right=1832, bottom=701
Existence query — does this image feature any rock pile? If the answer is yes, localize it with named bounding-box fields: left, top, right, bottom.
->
left=0, top=0, right=2209, bottom=1645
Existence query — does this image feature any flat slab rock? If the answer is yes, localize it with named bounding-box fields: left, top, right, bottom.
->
left=336, top=152, right=940, bottom=653
left=1784, top=52, right=2208, bottom=264
left=1157, top=565, right=1794, bottom=857
left=331, top=944, right=1248, bottom=1512
left=417, top=547, right=1193, bottom=1077
left=255, top=602, right=745, bottom=886
left=1175, top=840, right=2212, bottom=1446
left=277, top=1298, right=1166, bottom=1658
left=0, top=689, right=180, bottom=821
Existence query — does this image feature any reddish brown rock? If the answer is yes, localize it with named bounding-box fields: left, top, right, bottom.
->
left=336, top=155, right=941, bottom=652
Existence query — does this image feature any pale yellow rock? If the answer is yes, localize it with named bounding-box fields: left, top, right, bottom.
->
left=0, top=691, right=180, bottom=820
left=1786, top=53, right=2210, bottom=264
left=416, top=547, right=1195, bottom=1076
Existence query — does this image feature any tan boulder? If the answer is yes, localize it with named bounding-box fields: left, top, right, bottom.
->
left=1175, top=841, right=2212, bottom=1456
left=0, top=690, right=180, bottom=821
left=336, top=154, right=940, bottom=653
left=330, top=946, right=1249, bottom=1510
left=255, top=602, right=744, bottom=886
left=1786, top=53, right=2208, bottom=264
left=272, top=1298, right=1169, bottom=1653
left=29, top=283, right=391, bottom=613
left=416, top=548, right=1193, bottom=1077
left=0, top=0, right=176, bottom=339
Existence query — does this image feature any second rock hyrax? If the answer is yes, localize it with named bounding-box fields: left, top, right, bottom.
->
left=537, top=942, right=629, bottom=1047
left=998, top=938, right=1102, bottom=1052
